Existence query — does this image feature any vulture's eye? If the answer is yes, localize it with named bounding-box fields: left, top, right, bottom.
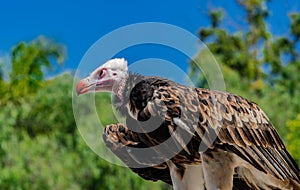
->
left=98, top=69, right=106, bottom=79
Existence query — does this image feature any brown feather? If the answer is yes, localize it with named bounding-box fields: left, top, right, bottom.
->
left=148, top=81, right=300, bottom=184
left=111, top=74, right=300, bottom=187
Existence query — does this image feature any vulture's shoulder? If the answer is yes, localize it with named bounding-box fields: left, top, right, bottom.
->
left=128, top=76, right=179, bottom=108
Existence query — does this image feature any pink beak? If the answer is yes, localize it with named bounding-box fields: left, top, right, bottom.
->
left=76, top=79, right=89, bottom=96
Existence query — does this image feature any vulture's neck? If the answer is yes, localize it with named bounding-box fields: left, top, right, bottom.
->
left=112, top=73, right=145, bottom=112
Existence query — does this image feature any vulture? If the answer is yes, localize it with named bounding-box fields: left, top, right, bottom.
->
left=76, top=58, right=300, bottom=190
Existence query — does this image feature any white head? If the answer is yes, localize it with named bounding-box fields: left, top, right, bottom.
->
left=76, top=58, right=128, bottom=95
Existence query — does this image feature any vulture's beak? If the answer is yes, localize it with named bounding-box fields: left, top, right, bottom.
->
left=76, top=77, right=91, bottom=96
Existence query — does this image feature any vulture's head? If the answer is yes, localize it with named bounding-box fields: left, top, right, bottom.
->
left=76, top=58, right=128, bottom=96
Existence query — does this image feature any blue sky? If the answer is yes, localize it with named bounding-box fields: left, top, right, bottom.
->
left=0, top=0, right=299, bottom=79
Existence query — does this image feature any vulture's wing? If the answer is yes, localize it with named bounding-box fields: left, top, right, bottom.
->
left=131, top=78, right=300, bottom=186
left=194, top=89, right=300, bottom=183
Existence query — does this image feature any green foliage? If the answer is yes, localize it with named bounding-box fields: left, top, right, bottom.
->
left=198, top=1, right=268, bottom=82
left=0, top=61, right=8, bottom=101
left=9, top=36, right=65, bottom=98
left=286, top=114, right=300, bottom=165
left=14, top=74, right=76, bottom=137
left=290, top=13, right=300, bottom=42
left=209, top=9, right=223, bottom=28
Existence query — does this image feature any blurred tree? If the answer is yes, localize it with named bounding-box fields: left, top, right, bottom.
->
left=13, top=74, right=75, bottom=137
left=9, top=36, right=65, bottom=99
left=0, top=60, right=3, bottom=80
left=197, top=0, right=269, bottom=87
left=0, top=61, right=8, bottom=101
left=286, top=114, right=300, bottom=164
